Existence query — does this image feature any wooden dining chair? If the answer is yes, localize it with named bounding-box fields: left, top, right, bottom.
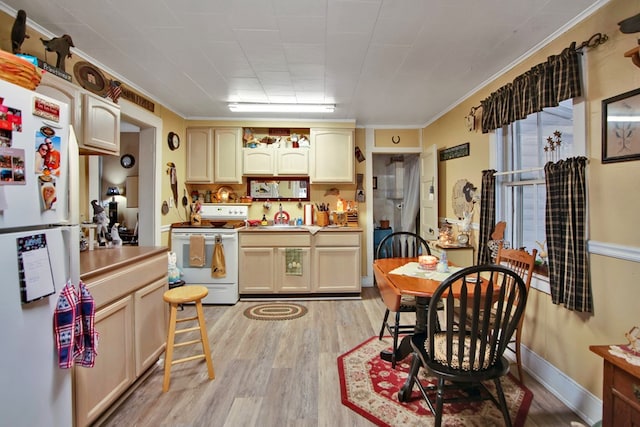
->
left=494, top=242, right=537, bottom=383
left=401, top=264, right=528, bottom=427
left=374, top=231, right=430, bottom=368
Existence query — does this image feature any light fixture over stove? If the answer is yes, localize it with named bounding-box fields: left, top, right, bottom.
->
left=228, top=103, right=335, bottom=113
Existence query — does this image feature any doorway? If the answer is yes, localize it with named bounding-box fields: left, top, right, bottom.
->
left=372, top=153, right=421, bottom=235
left=89, top=102, right=162, bottom=246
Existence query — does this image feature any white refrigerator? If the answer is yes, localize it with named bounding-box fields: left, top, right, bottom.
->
left=0, top=77, right=79, bottom=427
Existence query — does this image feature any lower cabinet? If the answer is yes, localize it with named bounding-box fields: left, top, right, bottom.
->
left=239, top=230, right=361, bottom=295
left=76, top=250, right=167, bottom=427
left=314, top=232, right=361, bottom=293
left=239, top=232, right=312, bottom=293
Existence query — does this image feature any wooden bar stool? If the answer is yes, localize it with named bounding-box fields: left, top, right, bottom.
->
left=162, top=285, right=215, bottom=392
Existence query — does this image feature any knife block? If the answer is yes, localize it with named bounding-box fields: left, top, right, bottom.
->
left=316, top=211, right=329, bottom=227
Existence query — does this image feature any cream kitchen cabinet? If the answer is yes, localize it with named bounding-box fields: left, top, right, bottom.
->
left=36, top=73, right=121, bottom=155
left=214, top=127, right=242, bottom=183
left=313, top=231, right=361, bottom=293
left=374, top=128, right=420, bottom=148
left=82, top=92, right=121, bottom=155
left=186, top=127, right=213, bottom=183
left=243, top=148, right=309, bottom=176
left=186, top=127, right=242, bottom=183
left=310, top=128, right=354, bottom=183
left=239, top=232, right=312, bottom=293
left=77, top=247, right=168, bottom=427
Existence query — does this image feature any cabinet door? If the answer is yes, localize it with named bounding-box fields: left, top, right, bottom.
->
left=275, top=247, right=311, bottom=292
left=214, top=128, right=242, bottom=183
left=186, top=128, right=213, bottom=182
left=310, top=128, right=354, bottom=183
left=314, top=246, right=361, bottom=292
left=239, top=247, right=275, bottom=293
left=277, top=149, right=309, bottom=175
left=36, top=73, right=83, bottom=144
left=134, top=278, right=167, bottom=376
left=82, top=92, right=121, bottom=155
left=75, top=296, right=134, bottom=427
left=243, top=148, right=274, bottom=175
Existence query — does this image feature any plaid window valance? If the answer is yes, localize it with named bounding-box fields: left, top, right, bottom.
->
left=480, top=42, right=582, bottom=133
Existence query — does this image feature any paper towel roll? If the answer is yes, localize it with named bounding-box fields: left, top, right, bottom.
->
left=304, top=204, right=314, bottom=225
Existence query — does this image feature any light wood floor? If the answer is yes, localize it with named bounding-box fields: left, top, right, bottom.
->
left=99, top=287, right=586, bottom=427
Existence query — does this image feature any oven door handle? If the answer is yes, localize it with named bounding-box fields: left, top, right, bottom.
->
left=172, top=233, right=236, bottom=241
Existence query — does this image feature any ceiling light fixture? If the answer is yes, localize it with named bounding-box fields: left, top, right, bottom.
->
left=228, top=103, right=335, bottom=113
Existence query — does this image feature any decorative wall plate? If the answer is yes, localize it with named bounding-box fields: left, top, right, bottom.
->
left=73, top=61, right=108, bottom=96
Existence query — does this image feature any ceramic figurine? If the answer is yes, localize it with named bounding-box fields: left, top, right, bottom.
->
left=40, top=34, right=75, bottom=72
left=11, top=9, right=29, bottom=54
left=111, top=223, right=122, bottom=246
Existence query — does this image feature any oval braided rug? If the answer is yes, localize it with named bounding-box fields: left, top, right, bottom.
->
left=243, top=303, right=308, bottom=321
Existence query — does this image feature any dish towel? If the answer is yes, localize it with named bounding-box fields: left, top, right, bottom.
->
left=285, top=248, right=303, bottom=276
left=211, top=237, right=226, bottom=278
left=54, top=281, right=81, bottom=369
left=189, top=235, right=205, bottom=267
left=75, top=281, right=99, bottom=368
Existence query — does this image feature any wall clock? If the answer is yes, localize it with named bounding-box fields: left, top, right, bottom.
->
left=168, top=132, right=180, bottom=150
left=120, top=153, right=135, bottom=169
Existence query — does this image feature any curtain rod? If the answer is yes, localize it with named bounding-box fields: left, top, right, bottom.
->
left=574, top=32, right=608, bottom=52
left=494, top=167, right=543, bottom=177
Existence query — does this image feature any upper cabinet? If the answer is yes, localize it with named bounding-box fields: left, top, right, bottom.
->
left=310, top=128, right=354, bottom=183
left=214, top=128, right=242, bottom=183
left=82, top=92, right=120, bottom=155
left=186, top=127, right=242, bottom=183
left=36, top=72, right=121, bottom=155
left=374, top=128, right=420, bottom=148
left=186, top=127, right=213, bottom=183
left=242, top=127, right=310, bottom=176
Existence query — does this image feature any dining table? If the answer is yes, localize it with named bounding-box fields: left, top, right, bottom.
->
left=373, top=257, right=449, bottom=364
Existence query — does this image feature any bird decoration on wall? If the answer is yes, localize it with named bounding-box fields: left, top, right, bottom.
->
left=40, top=34, right=75, bottom=72
left=618, top=13, right=640, bottom=34
left=10, top=9, right=29, bottom=54
left=167, top=162, right=178, bottom=207
left=619, top=12, right=640, bottom=68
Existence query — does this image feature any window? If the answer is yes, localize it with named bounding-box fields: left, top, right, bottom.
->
left=495, top=99, right=575, bottom=268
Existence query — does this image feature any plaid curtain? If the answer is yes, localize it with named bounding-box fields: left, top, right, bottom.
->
left=544, top=157, right=592, bottom=312
left=481, top=43, right=581, bottom=133
left=477, top=169, right=496, bottom=265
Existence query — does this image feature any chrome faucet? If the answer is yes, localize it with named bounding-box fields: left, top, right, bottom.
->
left=277, top=203, right=284, bottom=224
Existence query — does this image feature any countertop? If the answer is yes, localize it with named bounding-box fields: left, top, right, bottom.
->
left=239, top=225, right=363, bottom=232
left=80, top=246, right=168, bottom=280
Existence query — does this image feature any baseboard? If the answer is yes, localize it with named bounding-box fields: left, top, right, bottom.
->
left=521, top=345, right=602, bottom=425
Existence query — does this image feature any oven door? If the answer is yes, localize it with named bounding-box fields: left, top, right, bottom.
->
left=172, top=231, right=238, bottom=284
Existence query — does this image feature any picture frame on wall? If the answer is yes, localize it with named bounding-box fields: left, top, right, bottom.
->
left=602, top=87, right=640, bottom=163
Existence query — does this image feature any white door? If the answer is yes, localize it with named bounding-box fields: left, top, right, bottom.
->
left=420, top=144, right=439, bottom=241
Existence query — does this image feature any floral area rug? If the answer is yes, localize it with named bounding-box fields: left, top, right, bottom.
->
left=338, top=336, right=533, bottom=427
left=243, top=303, right=307, bottom=321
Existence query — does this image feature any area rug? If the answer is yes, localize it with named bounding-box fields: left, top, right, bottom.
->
left=338, top=336, right=533, bottom=427
left=243, top=303, right=308, bottom=321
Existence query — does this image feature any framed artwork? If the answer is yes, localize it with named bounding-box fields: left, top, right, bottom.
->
left=602, top=88, right=640, bottom=163
left=373, top=176, right=378, bottom=189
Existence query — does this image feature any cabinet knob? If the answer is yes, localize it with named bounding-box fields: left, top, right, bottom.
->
left=634, top=384, right=640, bottom=401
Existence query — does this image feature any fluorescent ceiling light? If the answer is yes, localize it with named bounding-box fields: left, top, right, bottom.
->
left=228, top=103, right=335, bottom=113
left=607, top=115, right=640, bottom=122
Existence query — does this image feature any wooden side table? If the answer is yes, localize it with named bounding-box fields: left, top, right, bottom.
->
left=590, top=345, right=640, bottom=426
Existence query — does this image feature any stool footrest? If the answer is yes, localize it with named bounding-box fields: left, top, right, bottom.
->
left=174, top=339, right=203, bottom=348
left=171, top=354, right=206, bottom=365
left=176, top=315, right=198, bottom=323
left=175, top=326, right=202, bottom=335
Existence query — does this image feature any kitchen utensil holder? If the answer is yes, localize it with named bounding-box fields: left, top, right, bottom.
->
left=316, top=211, right=329, bottom=227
